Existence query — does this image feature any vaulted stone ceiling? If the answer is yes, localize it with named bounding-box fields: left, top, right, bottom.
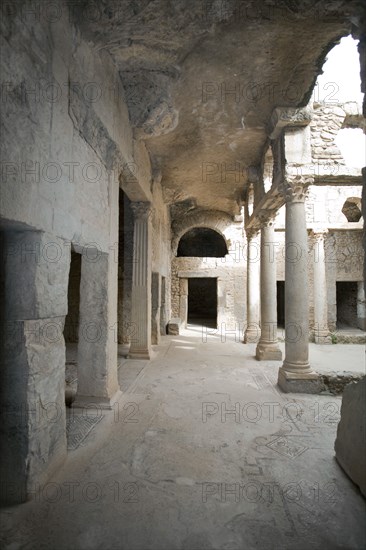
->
left=74, top=0, right=365, bottom=216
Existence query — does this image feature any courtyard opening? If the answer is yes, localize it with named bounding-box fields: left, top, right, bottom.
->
left=188, top=278, right=217, bottom=328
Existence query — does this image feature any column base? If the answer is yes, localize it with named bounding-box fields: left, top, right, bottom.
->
left=244, top=329, right=261, bottom=344
left=314, top=331, right=332, bottom=344
left=72, top=389, right=123, bottom=411
left=278, top=367, right=322, bottom=394
left=128, top=348, right=151, bottom=360
left=256, top=342, right=282, bottom=361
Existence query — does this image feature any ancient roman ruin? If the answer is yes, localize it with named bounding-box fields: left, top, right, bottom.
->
left=0, top=1, right=365, bottom=548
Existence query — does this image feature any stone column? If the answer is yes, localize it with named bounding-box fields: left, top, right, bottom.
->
left=244, top=230, right=261, bottom=343
left=313, top=230, right=331, bottom=343
left=256, top=216, right=282, bottom=360
left=129, top=202, right=152, bottom=359
left=278, top=177, right=320, bottom=392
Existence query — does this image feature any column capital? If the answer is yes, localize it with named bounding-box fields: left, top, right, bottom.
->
left=131, top=201, right=153, bottom=220
left=312, top=228, right=328, bottom=242
left=246, top=228, right=260, bottom=241
left=279, top=174, right=313, bottom=204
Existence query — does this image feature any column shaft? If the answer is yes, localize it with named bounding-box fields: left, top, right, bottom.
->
left=129, top=202, right=152, bottom=359
left=313, top=231, right=331, bottom=343
left=256, top=220, right=282, bottom=360
left=278, top=178, right=320, bottom=392
left=244, top=231, right=261, bottom=343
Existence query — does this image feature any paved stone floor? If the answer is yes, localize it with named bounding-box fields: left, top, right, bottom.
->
left=1, top=328, right=365, bottom=550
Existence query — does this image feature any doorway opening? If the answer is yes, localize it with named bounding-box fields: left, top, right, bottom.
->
left=117, top=189, right=134, bottom=354
left=277, top=281, right=285, bottom=328
left=64, top=249, right=81, bottom=407
left=336, top=281, right=358, bottom=329
left=188, top=278, right=217, bottom=328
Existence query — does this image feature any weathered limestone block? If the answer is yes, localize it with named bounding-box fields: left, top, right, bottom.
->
left=335, top=377, right=366, bottom=497
left=1, top=318, right=67, bottom=503
left=168, top=318, right=182, bottom=335
left=4, top=232, right=70, bottom=320
left=75, top=251, right=121, bottom=407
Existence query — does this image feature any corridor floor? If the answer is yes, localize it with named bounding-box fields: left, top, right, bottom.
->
left=1, top=328, right=365, bottom=550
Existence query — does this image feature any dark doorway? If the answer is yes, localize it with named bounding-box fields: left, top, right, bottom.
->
left=188, top=278, right=217, bottom=328
left=118, top=189, right=134, bottom=350
left=277, top=281, right=285, bottom=328
left=336, top=281, right=358, bottom=328
left=64, top=250, right=81, bottom=407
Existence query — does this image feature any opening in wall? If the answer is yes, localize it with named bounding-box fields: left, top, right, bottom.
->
left=336, top=281, right=358, bottom=329
left=64, top=249, right=81, bottom=407
left=277, top=281, right=285, bottom=328
left=188, top=278, right=217, bottom=328
left=117, top=189, right=134, bottom=354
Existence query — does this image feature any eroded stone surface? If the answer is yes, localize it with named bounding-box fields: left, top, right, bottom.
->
left=1, top=331, right=365, bottom=549
left=335, top=377, right=366, bottom=497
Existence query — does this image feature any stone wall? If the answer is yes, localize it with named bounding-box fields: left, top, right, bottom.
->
left=0, top=1, right=142, bottom=501
left=310, top=102, right=364, bottom=181
left=275, top=229, right=364, bottom=333
left=171, top=212, right=246, bottom=332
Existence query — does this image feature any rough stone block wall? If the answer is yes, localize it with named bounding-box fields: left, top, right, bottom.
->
left=311, top=104, right=346, bottom=168
left=309, top=102, right=363, bottom=181
left=0, top=2, right=136, bottom=500
left=171, top=217, right=246, bottom=331
left=171, top=258, right=246, bottom=331
left=275, top=228, right=363, bottom=333
left=326, top=230, right=364, bottom=331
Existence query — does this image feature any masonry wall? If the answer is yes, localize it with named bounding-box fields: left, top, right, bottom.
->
left=171, top=218, right=246, bottom=332
left=275, top=230, right=364, bottom=334
left=0, top=2, right=138, bottom=501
